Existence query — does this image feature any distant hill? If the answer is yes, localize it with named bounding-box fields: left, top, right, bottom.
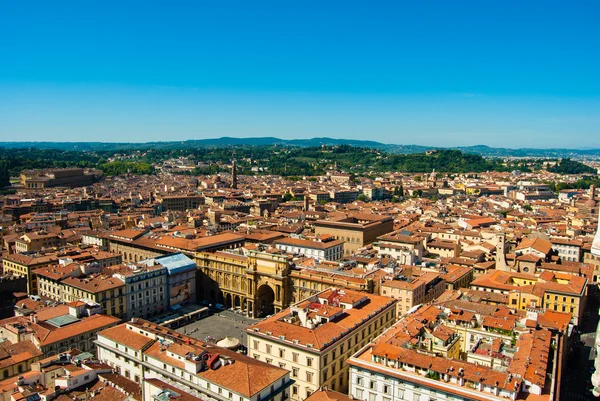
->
left=1, top=137, right=599, bottom=158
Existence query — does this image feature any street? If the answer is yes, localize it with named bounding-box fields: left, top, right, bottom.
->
left=561, top=287, right=599, bottom=401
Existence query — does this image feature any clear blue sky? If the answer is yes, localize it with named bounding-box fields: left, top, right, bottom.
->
left=1, top=1, right=599, bottom=148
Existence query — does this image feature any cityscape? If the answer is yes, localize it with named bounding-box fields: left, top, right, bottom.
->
left=1, top=3, right=600, bottom=401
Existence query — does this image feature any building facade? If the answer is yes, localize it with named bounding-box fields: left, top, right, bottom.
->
left=96, top=319, right=292, bottom=401
left=246, top=288, right=397, bottom=401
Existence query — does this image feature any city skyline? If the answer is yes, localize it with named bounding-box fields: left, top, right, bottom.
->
left=2, top=1, right=599, bottom=147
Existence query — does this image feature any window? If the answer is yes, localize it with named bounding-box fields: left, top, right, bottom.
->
left=356, top=377, right=363, bottom=386
left=279, top=349, right=285, bottom=358
left=292, top=386, right=298, bottom=396
left=293, top=352, right=298, bottom=362
left=307, top=357, right=313, bottom=367
left=253, top=340, right=259, bottom=349
left=384, top=385, right=390, bottom=394
left=266, top=344, right=272, bottom=354
left=306, top=372, right=313, bottom=383
left=369, top=381, right=375, bottom=389
left=369, top=393, right=376, bottom=401
left=356, top=389, right=364, bottom=400
left=292, top=367, right=299, bottom=377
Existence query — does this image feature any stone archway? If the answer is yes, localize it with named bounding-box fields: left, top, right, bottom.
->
left=234, top=296, right=241, bottom=308
left=225, top=293, right=233, bottom=308
left=256, top=284, right=275, bottom=317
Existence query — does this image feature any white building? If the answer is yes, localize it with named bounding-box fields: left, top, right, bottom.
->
left=274, top=237, right=344, bottom=261
left=96, top=319, right=292, bottom=401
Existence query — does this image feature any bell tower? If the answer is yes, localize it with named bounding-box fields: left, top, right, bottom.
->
left=231, top=160, right=237, bottom=189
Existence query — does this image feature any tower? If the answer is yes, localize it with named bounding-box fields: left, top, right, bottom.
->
left=231, top=160, right=237, bottom=189
left=495, top=233, right=510, bottom=271
left=453, top=239, right=461, bottom=258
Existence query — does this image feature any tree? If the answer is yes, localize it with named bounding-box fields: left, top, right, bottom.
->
left=357, top=194, right=369, bottom=202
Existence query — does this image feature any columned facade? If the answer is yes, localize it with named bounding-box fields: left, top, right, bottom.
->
left=195, top=249, right=291, bottom=317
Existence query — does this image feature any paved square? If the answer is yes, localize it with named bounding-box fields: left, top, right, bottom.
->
left=175, top=310, right=261, bottom=347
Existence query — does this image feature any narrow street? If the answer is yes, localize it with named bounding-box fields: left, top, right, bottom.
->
left=561, top=287, right=599, bottom=400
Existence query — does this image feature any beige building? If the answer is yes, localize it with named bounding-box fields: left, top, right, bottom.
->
left=246, top=288, right=397, bottom=401
left=14, top=231, right=63, bottom=253
left=314, top=213, right=394, bottom=255
left=157, top=194, right=204, bottom=211
left=0, top=306, right=119, bottom=357
left=19, top=168, right=97, bottom=189
left=289, top=263, right=381, bottom=303
left=375, top=231, right=426, bottom=265
left=381, top=272, right=446, bottom=317
left=36, top=264, right=127, bottom=318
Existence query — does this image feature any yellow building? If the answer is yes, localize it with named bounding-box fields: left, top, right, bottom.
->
left=0, top=340, right=42, bottom=379
left=2, top=253, right=58, bottom=294
left=196, top=247, right=291, bottom=317
left=471, top=269, right=587, bottom=324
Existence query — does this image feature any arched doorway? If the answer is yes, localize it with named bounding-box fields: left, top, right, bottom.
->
left=225, top=293, right=232, bottom=308
left=256, top=285, right=275, bottom=317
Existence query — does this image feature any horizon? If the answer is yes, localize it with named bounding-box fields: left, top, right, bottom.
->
left=0, top=136, right=600, bottom=151
left=2, top=1, right=599, bottom=147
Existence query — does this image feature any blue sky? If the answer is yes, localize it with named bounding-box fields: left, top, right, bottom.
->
left=1, top=1, right=599, bottom=147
